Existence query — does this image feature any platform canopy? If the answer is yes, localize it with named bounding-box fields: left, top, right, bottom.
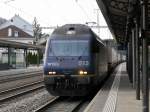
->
left=96, top=0, right=128, bottom=43
left=0, top=39, right=44, bottom=50
left=96, top=0, right=150, bottom=44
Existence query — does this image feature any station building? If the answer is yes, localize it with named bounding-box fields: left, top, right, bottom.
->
left=0, top=15, right=35, bottom=69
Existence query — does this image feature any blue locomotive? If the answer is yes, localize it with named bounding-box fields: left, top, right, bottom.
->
left=43, top=24, right=118, bottom=96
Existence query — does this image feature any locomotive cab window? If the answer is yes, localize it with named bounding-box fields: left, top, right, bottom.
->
left=49, top=40, right=90, bottom=57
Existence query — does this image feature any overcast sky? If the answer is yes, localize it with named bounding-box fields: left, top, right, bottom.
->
left=0, top=0, right=112, bottom=39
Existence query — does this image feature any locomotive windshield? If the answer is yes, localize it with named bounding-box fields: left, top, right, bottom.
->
left=49, top=40, right=89, bottom=56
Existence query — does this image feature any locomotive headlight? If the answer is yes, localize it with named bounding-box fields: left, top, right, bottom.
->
left=84, top=71, right=87, bottom=74
left=48, top=71, right=56, bottom=75
left=79, top=70, right=87, bottom=75
left=53, top=71, right=56, bottom=74
left=79, top=70, right=84, bottom=75
left=48, top=72, right=53, bottom=75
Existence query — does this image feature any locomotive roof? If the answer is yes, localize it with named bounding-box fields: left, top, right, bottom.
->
left=52, top=24, right=91, bottom=35
left=50, top=24, right=105, bottom=46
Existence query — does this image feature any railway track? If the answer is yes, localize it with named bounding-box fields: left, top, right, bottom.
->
left=0, top=69, right=42, bottom=77
left=0, top=80, right=44, bottom=103
left=0, top=71, right=43, bottom=84
left=34, top=96, right=87, bottom=112
left=34, top=96, right=60, bottom=112
left=33, top=69, right=116, bottom=112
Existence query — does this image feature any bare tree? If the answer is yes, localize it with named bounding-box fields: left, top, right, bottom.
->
left=33, top=17, right=42, bottom=44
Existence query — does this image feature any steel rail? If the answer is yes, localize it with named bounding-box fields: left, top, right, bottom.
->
left=71, top=100, right=86, bottom=112
left=35, top=97, right=88, bottom=112
left=0, top=70, right=42, bottom=77
left=34, top=96, right=60, bottom=112
left=0, top=71, right=43, bottom=83
left=0, top=80, right=43, bottom=95
left=0, top=81, right=44, bottom=103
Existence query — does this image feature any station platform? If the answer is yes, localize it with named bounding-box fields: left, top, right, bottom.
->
left=84, top=63, right=142, bottom=112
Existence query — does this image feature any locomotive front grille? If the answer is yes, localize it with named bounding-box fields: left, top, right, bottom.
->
left=61, top=70, right=75, bottom=75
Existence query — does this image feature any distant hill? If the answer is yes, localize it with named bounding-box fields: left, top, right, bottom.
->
left=0, top=17, right=7, bottom=26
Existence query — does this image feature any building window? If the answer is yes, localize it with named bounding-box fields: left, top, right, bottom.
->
left=14, top=31, right=19, bottom=37
left=8, top=28, right=12, bottom=37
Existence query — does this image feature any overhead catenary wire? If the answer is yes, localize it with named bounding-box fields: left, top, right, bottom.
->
left=74, top=0, right=93, bottom=22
